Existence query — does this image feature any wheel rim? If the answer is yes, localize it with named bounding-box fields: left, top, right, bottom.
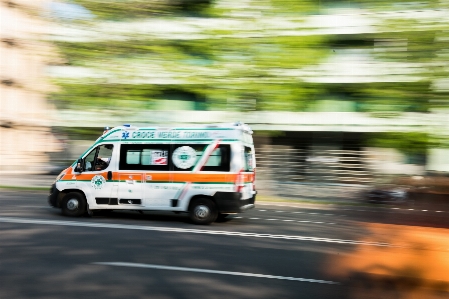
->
left=194, top=204, right=210, bottom=219
left=66, top=199, right=79, bottom=211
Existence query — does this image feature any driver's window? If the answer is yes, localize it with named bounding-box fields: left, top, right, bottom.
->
left=83, top=144, right=114, bottom=172
left=96, top=144, right=113, bottom=171
left=84, top=148, right=97, bottom=171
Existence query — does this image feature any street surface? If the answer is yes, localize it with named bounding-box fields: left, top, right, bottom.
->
left=1, top=189, right=448, bottom=299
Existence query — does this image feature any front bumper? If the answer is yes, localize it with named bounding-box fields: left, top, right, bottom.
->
left=48, top=183, right=60, bottom=208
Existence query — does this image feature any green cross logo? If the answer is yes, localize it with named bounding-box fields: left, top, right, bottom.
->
left=91, top=175, right=106, bottom=190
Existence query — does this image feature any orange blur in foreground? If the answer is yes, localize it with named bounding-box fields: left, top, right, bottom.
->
left=326, top=223, right=449, bottom=299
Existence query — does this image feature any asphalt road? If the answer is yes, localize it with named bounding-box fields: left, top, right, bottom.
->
left=1, top=189, right=448, bottom=299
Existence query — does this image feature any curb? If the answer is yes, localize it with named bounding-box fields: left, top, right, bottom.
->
left=0, top=185, right=50, bottom=191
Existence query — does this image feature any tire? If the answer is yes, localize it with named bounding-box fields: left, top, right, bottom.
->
left=61, top=192, right=86, bottom=217
left=189, top=198, right=218, bottom=225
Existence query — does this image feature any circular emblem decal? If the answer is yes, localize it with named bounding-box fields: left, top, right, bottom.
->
left=91, top=175, right=106, bottom=190
left=172, top=146, right=197, bottom=169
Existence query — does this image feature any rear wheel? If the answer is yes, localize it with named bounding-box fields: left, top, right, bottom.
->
left=61, top=192, right=86, bottom=217
left=189, top=198, right=218, bottom=225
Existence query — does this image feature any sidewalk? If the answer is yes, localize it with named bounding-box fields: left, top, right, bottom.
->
left=0, top=174, right=55, bottom=188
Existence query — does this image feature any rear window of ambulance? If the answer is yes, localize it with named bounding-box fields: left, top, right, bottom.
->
left=244, top=146, right=254, bottom=172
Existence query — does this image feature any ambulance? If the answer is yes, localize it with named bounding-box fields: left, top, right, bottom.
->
left=49, top=122, right=256, bottom=224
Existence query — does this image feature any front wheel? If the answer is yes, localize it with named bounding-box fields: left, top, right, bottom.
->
left=189, top=198, right=218, bottom=225
left=61, top=192, right=86, bottom=217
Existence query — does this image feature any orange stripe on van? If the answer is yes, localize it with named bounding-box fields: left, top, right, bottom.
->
left=172, top=173, right=232, bottom=183
left=61, top=171, right=253, bottom=184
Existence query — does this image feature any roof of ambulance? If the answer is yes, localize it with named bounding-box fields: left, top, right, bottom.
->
left=112, top=122, right=252, bottom=132
left=95, top=122, right=253, bottom=144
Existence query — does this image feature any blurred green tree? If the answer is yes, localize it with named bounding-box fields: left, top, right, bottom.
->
left=52, top=0, right=449, bottom=113
left=52, top=0, right=330, bottom=111
left=49, top=0, right=449, bottom=153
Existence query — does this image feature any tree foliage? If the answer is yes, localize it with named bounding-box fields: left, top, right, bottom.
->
left=72, top=0, right=214, bottom=19
left=49, top=0, right=449, bottom=153
left=367, top=132, right=435, bottom=156
left=53, top=0, right=449, bottom=115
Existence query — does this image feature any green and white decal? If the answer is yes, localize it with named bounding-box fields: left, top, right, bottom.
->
left=91, top=175, right=106, bottom=190
left=172, top=146, right=197, bottom=169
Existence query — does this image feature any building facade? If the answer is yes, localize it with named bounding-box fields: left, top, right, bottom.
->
left=0, top=0, right=60, bottom=173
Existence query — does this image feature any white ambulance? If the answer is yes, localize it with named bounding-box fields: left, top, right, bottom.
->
left=49, top=122, right=256, bottom=224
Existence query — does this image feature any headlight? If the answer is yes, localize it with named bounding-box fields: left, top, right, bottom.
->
left=54, top=170, right=66, bottom=183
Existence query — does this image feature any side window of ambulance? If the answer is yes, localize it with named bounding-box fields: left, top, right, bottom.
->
left=120, top=144, right=169, bottom=171
left=83, top=144, right=113, bottom=172
left=172, top=144, right=230, bottom=172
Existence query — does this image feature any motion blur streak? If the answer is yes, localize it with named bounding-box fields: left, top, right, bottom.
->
left=325, top=223, right=449, bottom=299
left=0, top=216, right=392, bottom=247
left=93, top=262, right=340, bottom=285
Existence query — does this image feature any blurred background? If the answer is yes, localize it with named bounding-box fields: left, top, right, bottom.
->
left=1, top=0, right=449, bottom=201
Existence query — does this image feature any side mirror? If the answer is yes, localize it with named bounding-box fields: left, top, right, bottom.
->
left=74, top=159, right=84, bottom=173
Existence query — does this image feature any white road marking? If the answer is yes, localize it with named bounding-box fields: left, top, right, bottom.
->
left=0, top=216, right=392, bottom=247
left=235, top=217, right=336, bottom=225
left=1, top=205, right=52, bottom=210
left=17, top=205, right=51, bottom=209
left=258, top=210, right=341, bottom=217
left=93, top=262, right=340, bottom=285
left=258, top=206, right=448, bottom=215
